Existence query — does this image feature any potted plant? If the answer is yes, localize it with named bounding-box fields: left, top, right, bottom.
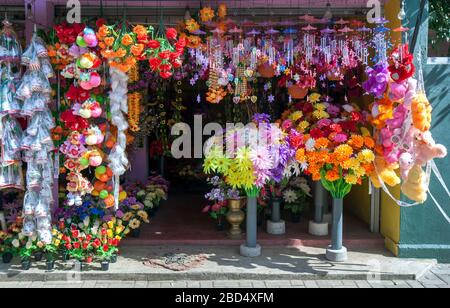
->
left=282, top=177, right=312, bottom=223
left=96, top=244, right=113, bottom=271
left=19, top=239, right=37, bottom=271
left=0, top=232, right=15, bottom=264
left=42, top=237, right=60, bottom=271
left=120, top=199, right=149, bottom=238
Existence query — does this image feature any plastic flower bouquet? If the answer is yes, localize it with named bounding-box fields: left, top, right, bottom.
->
left=202, top=176, right=240, bottom=221
left=203, top=117, right=294, bottom=197
left=292, top=93, right=376, bottom=199
left=282, top=177, right=312, bottom=216
left=120, top=197, right=150, bottom=231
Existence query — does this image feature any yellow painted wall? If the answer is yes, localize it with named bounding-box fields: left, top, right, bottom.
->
left=379, top=0, right=402, bottom=256
left=346, top=0, right=402, bottom=256
left=346, top=179, right=371, bottom=225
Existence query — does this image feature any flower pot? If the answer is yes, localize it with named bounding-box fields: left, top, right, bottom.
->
left=34, top=252, right=43, bottom=262
left=258, top=63, right=275, bottom=78
left=131, top=228, right=141, bottom=238
left=21, top=259, right=31, bottom=271
left=110, top=254, right=118, bottom=264
left=101, top=261, right=110, bottom=271
left=226, top=198, right=245, bottom=240
left=288, top=85, right=308, bottom=99
left=46, top=260, right=55, bottom=271
left=215, top=218, right=225, bottom=231
left=291, top=213, right=302, bottom=223
left=2, top=253, right=13, bottom=264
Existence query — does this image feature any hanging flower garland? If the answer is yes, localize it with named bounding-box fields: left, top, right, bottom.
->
left=145, top=27, right=186, bottom=79
left=97, top=23, right=150, bottom=73
left=127, top=64, right=142, bottom=133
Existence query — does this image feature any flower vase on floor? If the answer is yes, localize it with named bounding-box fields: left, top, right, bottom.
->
left=326, top=198, right=347, bottom=262
left=226, top=198, right=245, bottom=240
left=267, top=197, right=286, bottom=235
left=240, top=188, right=262, bottom=257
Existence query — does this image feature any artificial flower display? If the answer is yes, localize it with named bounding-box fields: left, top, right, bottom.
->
left=145, top=27, right=186, bottom=79
left=288, top=93, right=376, bottom=199
left=97, top=22, right=151, bottom=73
left=203, top=114, right=298, bottom=196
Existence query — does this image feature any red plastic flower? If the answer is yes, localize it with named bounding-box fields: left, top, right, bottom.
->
left=147, top=40, right=161, bottom=49
left=166, top=28, right=178, bottom=40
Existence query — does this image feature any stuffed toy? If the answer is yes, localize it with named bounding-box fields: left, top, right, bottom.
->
left=388, top=80, right=407, bottom=101
left=415, top=131, right=447, bottom=166
left=399, top=152, right=414, bottom=180
left=411, top=93, right=432, bottom=132
left=370, top=156, right=401, bottom=188
left=402, top=164, right=428, bottom=203
left=380, top=104, right=408, bottom=164
left=388, top=44, right=415, bottom=83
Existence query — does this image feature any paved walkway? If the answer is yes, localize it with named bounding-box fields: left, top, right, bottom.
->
left=0, top=264, right=448, bottom=288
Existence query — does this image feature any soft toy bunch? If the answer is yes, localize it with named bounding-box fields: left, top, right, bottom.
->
left=368, top=44, right=447, bottom=203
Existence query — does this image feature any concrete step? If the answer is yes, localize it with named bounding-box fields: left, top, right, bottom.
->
left=0, top=245, right=436, bottom=282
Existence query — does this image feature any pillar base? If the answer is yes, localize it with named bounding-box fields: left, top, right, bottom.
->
left=308, top=220, right=329, bottom=236
left=240, top=244, right=262, bottom=257
left=266, top=220, right=286, bottom=235
left=323, top=213, right=332, bottom=224
left=326, top=245, right=348, bottom=262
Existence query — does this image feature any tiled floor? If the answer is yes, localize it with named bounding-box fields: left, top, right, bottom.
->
left=124, top=194, right=383, bottom=248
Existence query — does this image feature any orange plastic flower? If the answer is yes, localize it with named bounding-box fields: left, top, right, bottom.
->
left=101, top=49, right=115, bottom=59
left=348, top=135, right=364, bottom=149
left=325, top=168, right=340, bottom=182
left=131, top=44, right=144, bottom=56
left=314, top=137, right=329, bottom=149
left=133, top=25, right=147, bottom=37
left=200, top=7, right=215, bottom=22
left=104, top=36, right=115, bottom=47
left=121, top=34, right=133, bottom=46
left=218, top=3, right=227, bottom=19
left=364, top=137, right=375, bottom=149
left=125, top=56, right=137, bottom=66
left=115, top=48, right=127, bottom=58
left=98, top=25, right=109, bottom=38
left=295, top=148, right=307, bottom=163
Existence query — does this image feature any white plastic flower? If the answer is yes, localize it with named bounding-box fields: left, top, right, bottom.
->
left=283, top=189, right=298, bottom=204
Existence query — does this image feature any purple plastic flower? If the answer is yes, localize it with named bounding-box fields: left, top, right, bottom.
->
left=252, top=113, right=271, bottom=124
left=363, top=62, right=389, bottom=98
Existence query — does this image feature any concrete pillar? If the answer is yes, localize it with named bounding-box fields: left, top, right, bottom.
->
left=267, top=197, right=286, bottom=235
left=326, top=198, right=347, bottom=262
left=309, top=181, right=329, bottom=236
left=240, top=196, right=261, bottom=257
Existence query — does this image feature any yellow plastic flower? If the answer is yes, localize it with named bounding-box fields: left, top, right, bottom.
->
left=185, top=19, right=200, bottom=33
left=107, top=221, right=114, bottom=229
left=200, top=7, right=215, bottom=22
left=345, top=174, right=358, bottom=185
left=122, top=212, right=133, bottom=222
left=290, top=111, right=303, bottom=122
left=297, top=121, right=310, bottom=132
left=54, top=239, right=61, bottom=247
left=107, top=229, right=114, bottom=238
left=357, top=149, right=375, bottom=164
left=312, top=110, right=329, bottom=120
left=309, top=93, right=321, bottom=103
left=360, top=127, right=371, bottom=137
left=334, top=144, right=354, bottom=160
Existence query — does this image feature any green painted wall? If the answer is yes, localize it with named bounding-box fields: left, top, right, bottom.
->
left=398, top=0, right=450, bottom=261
